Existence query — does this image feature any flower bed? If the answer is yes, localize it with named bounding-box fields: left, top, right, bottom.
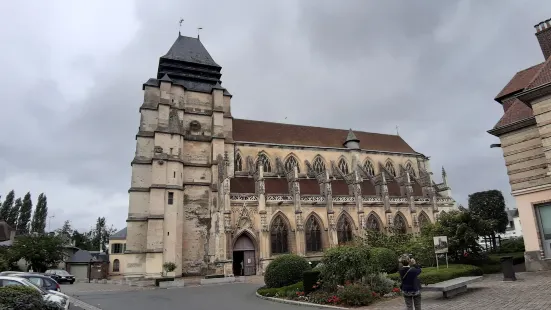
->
left=257, top=279, right=401, bottom=307
left=387, top=264, right=482, bottom=285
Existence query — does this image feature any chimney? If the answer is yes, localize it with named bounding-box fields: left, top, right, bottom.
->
left=535, top=18, right=551, bottom=60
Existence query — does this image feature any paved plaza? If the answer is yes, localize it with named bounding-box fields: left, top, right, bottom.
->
left=67, top=271, right=551, bottom=310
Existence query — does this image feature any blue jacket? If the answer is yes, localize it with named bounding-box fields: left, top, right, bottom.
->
left=399, top=265, right=422, bottom=292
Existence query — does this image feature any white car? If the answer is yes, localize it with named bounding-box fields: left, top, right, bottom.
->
left=0, top=276, right=70, bottom=310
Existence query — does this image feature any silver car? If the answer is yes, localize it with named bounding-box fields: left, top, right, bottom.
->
left=0, top=276, right=71, bottom=310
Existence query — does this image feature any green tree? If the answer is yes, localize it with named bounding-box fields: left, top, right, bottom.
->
left=72, top=230, right=93, bottom=250
left=55, top=220, right=73, bottom=244
left=30, top=193, right=48, bottom=233
left=6, top=198, right=21, bottom=228
left=432, top=209, right=486, bottom=260
left=91, top=217, right=117, bottom=251
left=16, top=192, right=33, bottom=234
left=10, top=234, right=66, bottom=272
left=468, top=190, right=509, bottom=250
left=0, top=190, right=15, bottom=222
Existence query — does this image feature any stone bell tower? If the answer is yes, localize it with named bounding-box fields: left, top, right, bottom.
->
left=124, top=34, right=234, bottom=278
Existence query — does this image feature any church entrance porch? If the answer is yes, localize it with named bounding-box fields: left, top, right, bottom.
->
left=232, top=234, right=256, bottom=276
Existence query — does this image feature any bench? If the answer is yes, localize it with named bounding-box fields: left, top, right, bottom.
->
left=422, top=276, right=482, bottom=298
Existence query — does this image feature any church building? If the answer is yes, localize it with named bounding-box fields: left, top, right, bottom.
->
left=124, top=34, right=456, bottom=278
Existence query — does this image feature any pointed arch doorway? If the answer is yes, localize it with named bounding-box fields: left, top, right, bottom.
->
left=233, top=234, right=256, bottom=276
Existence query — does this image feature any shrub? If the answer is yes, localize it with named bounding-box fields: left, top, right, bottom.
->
left=337, top=283, right=374, bottom=307
left=0, top=286, right=62, bottom=310
left=257, top=282, right=303, bottom=297
left=370, top=247, right=398, bottom=273
left=264, top=254, right=310, bottom=288
left=321, top=245, right=371, bottom=286
left=499, top=237, right=525, bottom=253
left=302, top=270, right=321, bottom=295
left=388, top=264, right=483, bottom=285
left=364, top=272, right=395, bottom=295
left=163, top=262, right=177, bottom=273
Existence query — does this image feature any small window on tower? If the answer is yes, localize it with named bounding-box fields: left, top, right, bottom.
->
left=168, top=192, right=174, bottom=205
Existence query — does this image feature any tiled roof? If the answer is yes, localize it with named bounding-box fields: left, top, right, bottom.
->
left=265, top=178, right=289, bottom=194
left=109, top=227, right=127, bottom=240
left=361, top=181, right=377, bottom=196
left=495, top=63, right=544, bottom=100
left=230, top=177, right=255, bottom=193
left=162, top=35, right=220, bottom=67
left=387, top=180, right=401, bottom=196
left=493, top=98, right=534, bottom=128
left=412, top=182, right=423, bottom=196
left=233, top=119, right=417, bottom=154
left=300, top=179, right=321, bottom=195
left=527, top=56, right=551, bottom=89
left=332, top=180, right=349, bottom=196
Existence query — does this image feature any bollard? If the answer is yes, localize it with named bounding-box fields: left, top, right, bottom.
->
left=500, top=256, right=516, bottom=281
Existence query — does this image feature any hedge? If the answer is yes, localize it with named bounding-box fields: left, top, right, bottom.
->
left=303, top=270, right=321, bottom=295
left=264, top=254, right=310, bottom=288
left=369, top=247, right=398, bottom=274
left=257, top=282, right=304, bottom=297
left=388, top=264, right=483, bottom=285
left=0, top=286, right=62, bottom=310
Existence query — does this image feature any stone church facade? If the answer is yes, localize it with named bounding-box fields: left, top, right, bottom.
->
left=124, top=34, right=456, bottom=278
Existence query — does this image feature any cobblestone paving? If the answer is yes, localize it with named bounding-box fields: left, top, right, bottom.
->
left=364, top=271, right=551, bottom=310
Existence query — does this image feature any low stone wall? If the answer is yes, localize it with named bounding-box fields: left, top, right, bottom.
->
left=159, top=279, right=186, bottom=288
left=199, top=276, right=236, bottom=285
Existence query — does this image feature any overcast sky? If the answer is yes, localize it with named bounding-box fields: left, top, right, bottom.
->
left=1, top=0, right=550, bottom=232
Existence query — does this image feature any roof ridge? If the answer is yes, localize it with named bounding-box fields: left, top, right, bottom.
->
left=527, top=57, right=551, bottom=89
left=233, top=118, right=401, bottom=138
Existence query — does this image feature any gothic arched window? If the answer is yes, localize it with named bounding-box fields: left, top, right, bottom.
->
left=312, top=156, right=326, bottom=174
left=113, top=259, right=120, bottom=272
left=270, top=215, right=289, bottom=254
left=235, top=153, right=243, bottom=172
left=337, top=215, right=353, bottom=244
left=367, top=214, right=381, bottom=231
left=385, top=161, right=396, bottom=177
left=363, top=160, right=375, bottom=176
left=418, top=212, right=430, bottom=227
left=394, top=214, right=407, bottom=234
left=257, top=153, right=272, bottom=173
left=305, top=216, right=322, bottom=252
left=284, top=155, right=300, bottom=173
left=405, top=162, right=416, bottom=177
left=338, top=158, right=349, bottom=174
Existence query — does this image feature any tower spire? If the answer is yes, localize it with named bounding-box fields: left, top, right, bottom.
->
left=179, top=18, right=184, bottom=36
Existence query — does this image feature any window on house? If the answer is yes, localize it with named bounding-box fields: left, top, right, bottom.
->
left=338, top=158, right=349, bottom=174
left=337, top=215, right=353, bottom=244
left=270, top=215, right=289, bottom=254
left=385, top=161, right=396, bottom=177
left=257, top=153, right=272, bottom=173
left=363, top=160, right=375, bottom=176
left=284, top=156, right=300, bottom=173
left=312, top=156, right=326, bottom=174
left=113, top=259, right=120, bottom=272
left=305, top=216, right=322, bottom=252
left=235, top=153, right=243, bottom=172
left=112, top=243, right=123, bottom=254
left=168, top=192, right=174, bottom=205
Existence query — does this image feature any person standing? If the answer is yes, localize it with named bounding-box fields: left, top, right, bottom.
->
left=399, top=254, right=422, bottom=310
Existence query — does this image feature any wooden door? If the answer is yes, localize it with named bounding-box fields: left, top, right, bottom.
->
left=243, top=250, right=256, bottom=276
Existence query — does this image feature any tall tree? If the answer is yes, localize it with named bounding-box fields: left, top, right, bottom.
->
left=17, top=192, right=33, bottom=234
left=72, top=230, right=93, bottom=250
left=10, top=234, right=66, bottom=272
left=468, top=190, right=509, bottom=249
left=55, top=220, right=73, bottom=245
left=6, top=198, right=21, bottom=228
left=91, top=217, right=117, bottom=252
left=0, top=190, right=15, bottom=222
left=31, top=193, right=48, bottom=233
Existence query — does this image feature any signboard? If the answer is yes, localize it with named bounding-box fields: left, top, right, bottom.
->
left=433, top=236, right=448, bottom=254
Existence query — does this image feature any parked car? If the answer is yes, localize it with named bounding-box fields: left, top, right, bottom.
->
left=0, top=271, right=27, bottom=276
left=45, top=269, right=75, bottom=284
left=0, top=276, right=70, bottom=310
left=13, top=273, right=62, bottom=292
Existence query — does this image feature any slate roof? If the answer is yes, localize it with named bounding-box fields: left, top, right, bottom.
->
left=66, top=249, right=109, bottom=263
left=110, top=227, right=127, bottom=240
left=161, top=35, right=220, bottom=67
left=495, top=63, right=544, bottom=100
left=493, top=98, right=534, bottom=128
left=233, top=119, right=417, bottom=154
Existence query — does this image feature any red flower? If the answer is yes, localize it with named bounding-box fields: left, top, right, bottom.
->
left=392, top=287, right=401, bottom=293
left=372, top=292, right=377, bottom=297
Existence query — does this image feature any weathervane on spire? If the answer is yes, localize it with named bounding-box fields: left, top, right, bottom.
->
left=396, top=125, right=400, bottom=136
left=197, top=27, right=203, bottom=39
left=179, top=18, right=184, bottom=35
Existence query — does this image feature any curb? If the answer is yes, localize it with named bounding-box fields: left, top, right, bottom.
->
left=255, top=292, right=349, bottom=310
left=69, top=296, right=103, bottom=310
